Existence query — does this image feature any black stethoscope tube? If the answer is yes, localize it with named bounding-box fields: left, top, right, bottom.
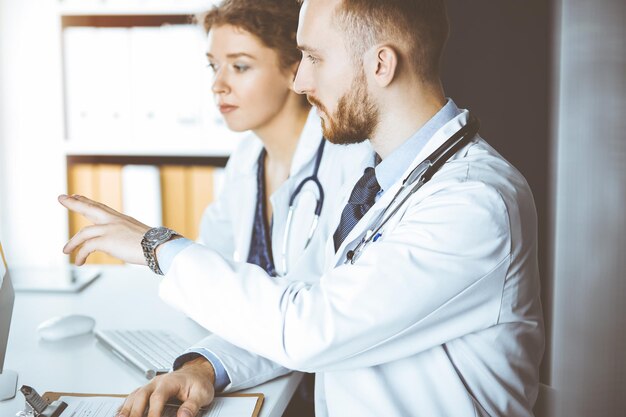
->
left=345, top=115, right=481, bottom=264
left=288, top=138, right=326, bottom=215
left=281, top=138, right=326, bottom=274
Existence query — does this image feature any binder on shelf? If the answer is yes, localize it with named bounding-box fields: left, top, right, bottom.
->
left=130, top=26, right=167, bottom=141
left=64, top=27, right=98, bottom=141
left=122, top=165, right=163, bottom=227
left=160, top=165, right=216, bottom=239
left=97, top=165, right=124, bottom=211
left=65, top=27, right=133, bottom=142
left=160, top=165, right=188, bottom=236
left=67, top=164, right=123, bottom=265
left=92, top=165, right=124, bottom=264
left=67, top=164, right=96, bottom=264
left=160, top=24, right=207, bottom=140
left=93, top=28, right=132, bottom=141
left=188, top=166, right=215, bottom=241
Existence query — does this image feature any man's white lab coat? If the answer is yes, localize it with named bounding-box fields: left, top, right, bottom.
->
left=160, top=110, right=544, bottom=417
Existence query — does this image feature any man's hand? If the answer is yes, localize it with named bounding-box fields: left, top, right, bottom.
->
left=117, top=357, right=217, bottom=417
left=58, top=194, right=151, bottom=265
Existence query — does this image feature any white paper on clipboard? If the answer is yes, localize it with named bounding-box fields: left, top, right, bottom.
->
left=58, top=395, right=261, bottom=417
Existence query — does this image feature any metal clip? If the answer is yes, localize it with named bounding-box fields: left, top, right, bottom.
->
left=19, top=386, right=67, bottom=417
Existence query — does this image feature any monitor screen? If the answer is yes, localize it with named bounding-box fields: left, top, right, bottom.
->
left=0, top=244, right=6, bottom=286
left=0, top=242, right=14, bottom=374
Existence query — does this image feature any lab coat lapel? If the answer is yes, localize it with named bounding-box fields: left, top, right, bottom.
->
left=330, top=110, right=471, bottom=266
left=233, top=174, right=257, bottom=263
left=270, top=184, right=290, bottom=275
left=232, top=140, right=263, bottom=264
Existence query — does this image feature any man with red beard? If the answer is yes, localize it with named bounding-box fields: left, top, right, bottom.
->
left=61, top=1, right=544, bottom=416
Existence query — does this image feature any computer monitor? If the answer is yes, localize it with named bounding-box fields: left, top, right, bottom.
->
left=0, top=242, right=18, bottom=401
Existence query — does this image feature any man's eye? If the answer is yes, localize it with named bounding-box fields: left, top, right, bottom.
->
left=306, top=54, right=319, bottom=64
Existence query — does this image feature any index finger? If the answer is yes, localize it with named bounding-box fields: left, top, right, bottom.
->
left=58, top=194, right=116, bottom=224
left=128, top=388, right=151, bottom=417
left=117, top=388, right=141, bottom=417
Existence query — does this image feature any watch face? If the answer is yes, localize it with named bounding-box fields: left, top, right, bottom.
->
left=145, top=227, right=171, bottom=243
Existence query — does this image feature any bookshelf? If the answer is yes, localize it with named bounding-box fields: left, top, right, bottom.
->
left=58, top=0, right=240, bottom=264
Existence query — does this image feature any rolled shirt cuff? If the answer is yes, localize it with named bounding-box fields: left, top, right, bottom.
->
left=173, top=348, right=231, bottom=392
left=157, top=238, right=194, bottom=275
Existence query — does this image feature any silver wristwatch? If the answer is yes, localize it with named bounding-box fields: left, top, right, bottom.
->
left=141, top=227, right=180, bottom=275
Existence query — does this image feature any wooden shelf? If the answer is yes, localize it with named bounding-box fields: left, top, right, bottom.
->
left=63, top=136, right=242, bottom=158
left=59, top=0, right=217, bottom=17
left=66, top=154, right=229, bottom=167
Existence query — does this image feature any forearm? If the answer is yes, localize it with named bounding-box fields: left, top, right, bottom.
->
left=158, top=179, right=524, bottom=373
left=177, top=334, right=292, bottom=393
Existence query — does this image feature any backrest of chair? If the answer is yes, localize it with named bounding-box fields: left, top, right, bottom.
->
left=534, top=383, right=556, bottom=417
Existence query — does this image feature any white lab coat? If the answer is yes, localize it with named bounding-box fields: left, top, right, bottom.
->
left=196, top=108, right=371, bottom=280
left=160, top=110, right=544, bottom=417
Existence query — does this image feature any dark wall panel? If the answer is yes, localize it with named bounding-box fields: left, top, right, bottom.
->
left=441, top=0, right=553, bottom=383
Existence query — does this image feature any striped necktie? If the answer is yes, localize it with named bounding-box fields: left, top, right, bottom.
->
left=333, top=167, right=380, bottom=252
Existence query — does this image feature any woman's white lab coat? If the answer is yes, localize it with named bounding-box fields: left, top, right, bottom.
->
left=160, top=110, right=544, bottom=417
left=196, top=109, right=371, bottom=280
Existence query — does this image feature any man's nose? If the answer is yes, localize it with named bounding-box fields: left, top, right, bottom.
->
left=293, top=60, right=312, bottom=95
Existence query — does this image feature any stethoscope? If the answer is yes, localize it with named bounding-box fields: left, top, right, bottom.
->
left=345, top=115, right=481, bottom=265
left=280, top=138, right=326, bottom=274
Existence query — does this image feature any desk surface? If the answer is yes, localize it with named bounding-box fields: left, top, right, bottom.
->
left=0, top=265, right=301, bottom=416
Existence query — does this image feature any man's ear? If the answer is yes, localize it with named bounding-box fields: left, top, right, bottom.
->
left=371, top=45, right=398, bottom=88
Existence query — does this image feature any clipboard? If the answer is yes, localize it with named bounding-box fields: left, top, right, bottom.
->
left=41, top=391, right=264, bottom=417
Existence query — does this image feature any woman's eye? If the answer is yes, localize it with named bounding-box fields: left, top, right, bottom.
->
left=233, top=64, right=250, bottom=73
left=207, top=62, right=218, bottom=72
left=306, top=54, right=319, bottom=64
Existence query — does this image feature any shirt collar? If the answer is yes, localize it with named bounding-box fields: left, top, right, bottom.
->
left=375, top=98, right=461, bottom=193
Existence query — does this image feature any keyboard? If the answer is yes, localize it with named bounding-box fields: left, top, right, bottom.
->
left=95, top=329, right=190, bottom=379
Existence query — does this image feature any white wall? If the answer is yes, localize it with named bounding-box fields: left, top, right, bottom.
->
left=0, top=0, right=68, bottom=267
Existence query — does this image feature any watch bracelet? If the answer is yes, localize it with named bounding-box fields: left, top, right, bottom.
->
left=141, top=233, right=164, bottom=275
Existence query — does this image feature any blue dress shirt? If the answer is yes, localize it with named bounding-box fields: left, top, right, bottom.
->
left=375, top=98, right=461, bottom=199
